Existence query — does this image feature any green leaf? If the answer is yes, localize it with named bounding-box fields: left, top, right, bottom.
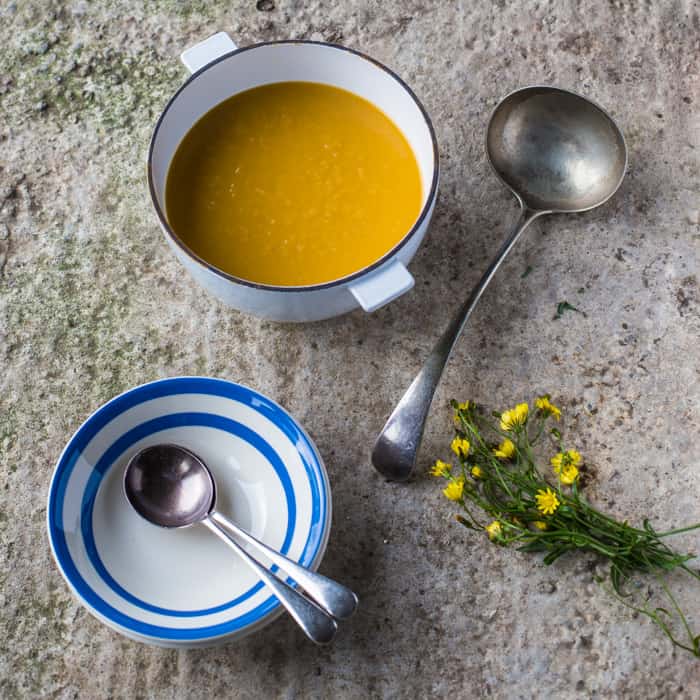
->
left=610, top=565, right=628, bottom=595
left=518, top=541, right=548, bottom=554
left=521, top=265, right=533, bottom=279
left=455, top=515, right=479, bottom=531
left=642, top=519, right=659, bottom=536
left=554, top=301, right=582, bottom=320
left=543, top=547, right=570, bottom=565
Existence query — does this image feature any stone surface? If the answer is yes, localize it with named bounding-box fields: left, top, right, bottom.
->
left=0, top=1, right=699, bottom=698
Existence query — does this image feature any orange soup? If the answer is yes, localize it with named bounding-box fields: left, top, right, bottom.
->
left=165, top=81, right=422, bottom=286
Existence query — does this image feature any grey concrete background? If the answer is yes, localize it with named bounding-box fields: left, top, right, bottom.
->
left=1, top=1, right=699, bottom=698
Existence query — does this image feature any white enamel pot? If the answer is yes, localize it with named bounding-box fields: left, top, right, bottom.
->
left=148, top=32, right=439, bottom=322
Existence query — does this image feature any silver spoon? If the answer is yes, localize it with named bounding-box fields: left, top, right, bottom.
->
left=124, top=444, right=358, bottom=645
left=372, top=85, right=627, bottom=481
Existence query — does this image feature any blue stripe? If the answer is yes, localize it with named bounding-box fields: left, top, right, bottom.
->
left=47, top=377, right=328, bottom=641
left=80, top=413, right=296, bottom=617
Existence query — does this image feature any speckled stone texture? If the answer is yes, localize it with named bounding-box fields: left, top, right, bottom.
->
left=1, top=0, right=699, bottom=698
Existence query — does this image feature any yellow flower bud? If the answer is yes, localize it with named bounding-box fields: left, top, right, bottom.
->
left=494, top=438, right=516, bottom=459
left=535, top=396, right=561, bottom=420
left=443, top=476, right=465, bottom=501
left=430, top=459, right=452, bottom=478
left=485, top=521, right=502, bottom=540
left=499, top=403, right=529, bottom=431
left=450, top=437, right=470, bottom=458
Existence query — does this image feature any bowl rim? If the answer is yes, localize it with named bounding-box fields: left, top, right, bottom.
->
left=147, top=39, right=440, bottom=292
left=46, top=376, right=331, bottom=644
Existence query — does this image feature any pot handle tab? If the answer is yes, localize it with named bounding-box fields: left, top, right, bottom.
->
left=349, top=259, right=414, bottom=313
left=181, top=32, right=237, bottom=74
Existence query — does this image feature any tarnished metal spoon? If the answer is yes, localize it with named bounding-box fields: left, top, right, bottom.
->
left=124, top=444, right=358, bottom=644
left=372, top=86, right=627, bottom=481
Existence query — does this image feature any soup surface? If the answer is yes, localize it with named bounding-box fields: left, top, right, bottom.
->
left=165, top=81, right=423, bottom=286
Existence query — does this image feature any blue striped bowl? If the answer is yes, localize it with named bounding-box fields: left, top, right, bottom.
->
left=47, top=377, right=331, bottom=647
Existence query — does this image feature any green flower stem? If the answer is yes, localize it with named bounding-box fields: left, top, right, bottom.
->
left=655, top=569, right=695, bottom=646
left=680, top=564, right=700, bottom=582
left=655, top=524, right=700, bottom=538
left=457, top=500, right=486, bottom=529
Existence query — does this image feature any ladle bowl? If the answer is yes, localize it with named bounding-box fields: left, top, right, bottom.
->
left=487, top=86, right=627, bottom=212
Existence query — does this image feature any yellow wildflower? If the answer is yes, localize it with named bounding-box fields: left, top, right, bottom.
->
left=470, top=465, right=483, bottom=479
left=451, top=436, right=470, bottom=458
left=535, top=488, right=560, bottom=515
left=430, top=459, right=452, bottom=478
left=453, top=401, right=472, bottom=425
left=494, top=438, right=516, bottom=459
left=443, top=476, right=465, bottom=501
left=485, top=521, right=502, bottom=540
left=532, top=520, right=548, bottom=531
left=499, top=402, right=529, bottom=431
left=551, top=450, right=582, bottom=471
left=558, top=463, right=579, bottom=485
left=535, top=395, right=561, bottom=420
left=551, top=451, right=582, bottom=485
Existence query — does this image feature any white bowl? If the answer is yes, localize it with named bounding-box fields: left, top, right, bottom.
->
left=148, top=33, right=440, bottom=321
left=47, top=377, right=331, bottom=647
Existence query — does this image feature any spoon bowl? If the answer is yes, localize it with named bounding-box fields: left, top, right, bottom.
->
left=486, top=86, right=627, bottom=212
left=124, top=443, right=215, bottom=528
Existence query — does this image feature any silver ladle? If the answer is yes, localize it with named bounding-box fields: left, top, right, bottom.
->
left=124, top=444, right=358, bottom=645
left=372, top=86, right=627, bottom=481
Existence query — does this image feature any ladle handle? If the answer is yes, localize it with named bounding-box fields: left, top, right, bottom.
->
left=371, top=205, right=543, bottom=481
left=203, top=517, right=338, bottom=645
left=210, top=511, right=358, bottom=619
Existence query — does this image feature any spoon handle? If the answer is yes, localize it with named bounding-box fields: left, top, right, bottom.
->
left=210, top=510, right=358, bottom=620
left=203, top=517, right=338, bottom=645
left=372, top=205, right=543, bottom=481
